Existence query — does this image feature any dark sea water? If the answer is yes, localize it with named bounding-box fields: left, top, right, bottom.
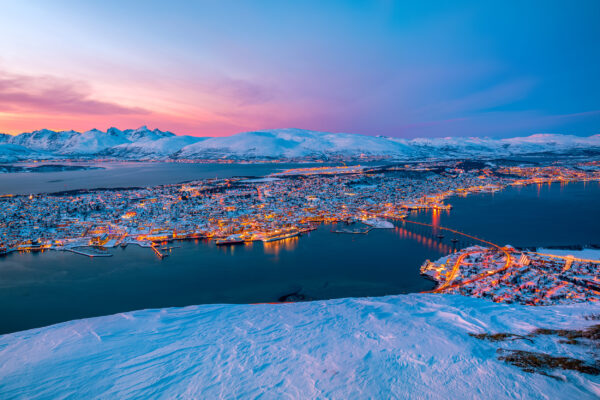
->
left=0, top=161, right=354, bottom=195
left=0, top=181, right=598, bottom=334
left=410, top=180, right=600, bottom=247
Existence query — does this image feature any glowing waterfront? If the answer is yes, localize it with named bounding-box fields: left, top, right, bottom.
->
left=1, top=161, right=598, bottom=257
left=1, top=177, right=599, bottom=334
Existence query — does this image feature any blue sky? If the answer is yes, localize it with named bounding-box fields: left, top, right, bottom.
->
left=1, top=0, right=598, bottom=137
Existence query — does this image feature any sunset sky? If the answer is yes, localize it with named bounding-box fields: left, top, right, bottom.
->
left=1, top=0, right=599, bottom=137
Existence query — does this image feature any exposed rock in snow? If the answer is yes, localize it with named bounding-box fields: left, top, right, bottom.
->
left=0, top=294, right=598, bottom=398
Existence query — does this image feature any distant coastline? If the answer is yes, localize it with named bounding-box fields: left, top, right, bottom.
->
left=0, top=164, right=104, bottom=174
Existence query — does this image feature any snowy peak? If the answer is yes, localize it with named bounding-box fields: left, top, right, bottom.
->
left=123, top=126, right=176, bottom=142
left=62, top=129, right=131, bottom=154
left=102, top=135, right=205, bottom=158
left=3, top=126, right=189, bottom=159
left=9, top=129, right=79, bottom=152
left=176, top=128, right=416, bottom=159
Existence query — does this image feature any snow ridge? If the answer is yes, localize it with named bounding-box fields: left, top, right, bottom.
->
left=0, top=294, right=598, bottom=398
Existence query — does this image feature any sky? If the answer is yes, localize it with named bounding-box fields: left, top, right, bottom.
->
left=0, top=0, right=599, bottom=138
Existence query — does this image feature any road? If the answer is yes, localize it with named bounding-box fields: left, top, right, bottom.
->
left=401, top=219, right=513, bottom=292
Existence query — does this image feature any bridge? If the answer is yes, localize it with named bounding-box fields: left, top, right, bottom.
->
left=400, top=219, right=512, bottom=292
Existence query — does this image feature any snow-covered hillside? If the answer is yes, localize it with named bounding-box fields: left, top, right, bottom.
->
left=101, top=135, right=207, bottom=158
left=8, top=129, right=79, bottom=152
left=0, top=143, right=48, bottom=163
left=175, top=128, right=416, bottom=159
left=176, top=129, right=600, bottom=160
left=0, top=294, right=598, bottom=399
left=2, top=127, right=600, bottom=161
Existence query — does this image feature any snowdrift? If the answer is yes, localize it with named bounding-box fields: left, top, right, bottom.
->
left=1, top=294, right=598, bottom=399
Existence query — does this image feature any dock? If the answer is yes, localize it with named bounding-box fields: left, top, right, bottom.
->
left=150, top=244, right=168, bottom=259
left=65, top=247, right=112, bottom=258
left=331, top=227, right=372, bottom=234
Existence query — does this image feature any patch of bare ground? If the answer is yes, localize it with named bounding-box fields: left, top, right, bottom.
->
left=497, top=350, right=600, bottom=377
left=470, top=324, right=600, bottom=376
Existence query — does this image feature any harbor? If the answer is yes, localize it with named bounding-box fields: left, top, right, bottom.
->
left=1, top=181, right=599, bottom=335
left=3, top=161, right=597, bottom=260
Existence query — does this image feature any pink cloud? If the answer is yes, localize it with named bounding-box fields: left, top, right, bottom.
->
left=0, top=70, right=149, bottom=115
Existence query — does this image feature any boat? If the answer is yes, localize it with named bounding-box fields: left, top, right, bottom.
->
left=262, top=230, right=300, bottom=242
left=215, top=234, right=245, bottom=246
left=437, top=234, right=445, bottom=239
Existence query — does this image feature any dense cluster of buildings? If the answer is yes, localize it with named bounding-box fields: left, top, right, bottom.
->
left=421, top=245, right=600, bottom=304
left=1, top=161, right=598, bottom=265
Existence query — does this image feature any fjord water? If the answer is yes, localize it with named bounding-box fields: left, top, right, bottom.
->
left=0, top=161, right=358, bottom=195
left=411, top=180, right=600, bottom=247
left=0, top=181, right=599, bottom=334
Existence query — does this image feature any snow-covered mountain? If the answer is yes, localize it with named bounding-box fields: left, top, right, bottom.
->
left=175, top=128, right=417, bottom=159
left=101, top=135, right=206, bottom=158
left=404, top=134, right=600, bottom=158
left=178, top=129, right=600, bottom=160
left=0, top=143, right=47, bottom=162
left=8, top=129, right=79, bottom=152
left=0, top=126, right=204, bottom=161
left=1, top=127, right=599, bottom=161
left=0, top=294, right=598, bottom=398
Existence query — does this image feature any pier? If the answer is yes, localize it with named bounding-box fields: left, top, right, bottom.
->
left=65, top=247, right=112, bottom=258
left=150, top=243, right=168, bottom=259
left=331, top=227, right=372, bottom=234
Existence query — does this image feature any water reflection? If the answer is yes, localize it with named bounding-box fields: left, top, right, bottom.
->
left=216, top=241, right=255, bottom=255
left=263, top=236, right=299, bottom=255
left=395, top=225, right=453, bottom=254
left=431, top=208, right=440, bottom=230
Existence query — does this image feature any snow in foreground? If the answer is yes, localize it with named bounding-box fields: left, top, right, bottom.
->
left=1, top=294, right=599, bottom=399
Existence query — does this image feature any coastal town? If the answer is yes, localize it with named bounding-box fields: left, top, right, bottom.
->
left=1, top=160, right=598, bottom=255
left=1, top=159, right=599, bottom=305
left=421, top=245, right=600, bottom=305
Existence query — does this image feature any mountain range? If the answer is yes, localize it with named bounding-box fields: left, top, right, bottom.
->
left=1, top=126, right=599, bottom=162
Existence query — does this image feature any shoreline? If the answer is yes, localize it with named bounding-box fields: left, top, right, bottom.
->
left=2, top=178, right=598, bottom=261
